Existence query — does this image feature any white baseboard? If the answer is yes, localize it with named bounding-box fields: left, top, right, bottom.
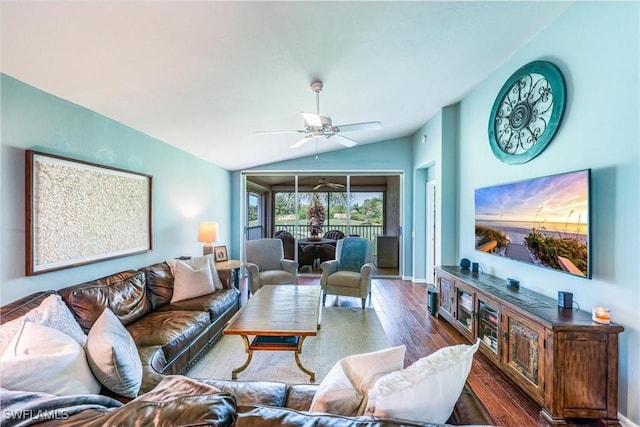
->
left=619, top=412, right=638, bottom=427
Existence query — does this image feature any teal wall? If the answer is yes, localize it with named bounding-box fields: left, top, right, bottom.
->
left=0, top=74, right=232, bottom=305
left=415, top=3, right=639, bottom=423
left=231, top=136, right=414, bottom=276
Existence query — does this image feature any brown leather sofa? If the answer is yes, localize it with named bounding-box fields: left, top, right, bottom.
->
left=0, top=260, right=241, bottom=395
left=0, top=262, right=496, bottom=426
left=0, top=375, right=495, bottom=426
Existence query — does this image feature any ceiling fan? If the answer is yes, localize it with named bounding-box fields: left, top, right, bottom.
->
left=313, top=178, right=344, bottom=191
left=254, top=80, right=382, bottom=148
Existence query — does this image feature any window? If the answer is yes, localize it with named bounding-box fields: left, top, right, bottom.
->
left=247, top=192, right=263, bottom=240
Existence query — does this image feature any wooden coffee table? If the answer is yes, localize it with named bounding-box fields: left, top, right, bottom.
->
left=223, top=285, right=322, bottom=382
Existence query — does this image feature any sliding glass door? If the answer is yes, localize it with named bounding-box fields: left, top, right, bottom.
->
left=242, top=172, right=402, bottom=277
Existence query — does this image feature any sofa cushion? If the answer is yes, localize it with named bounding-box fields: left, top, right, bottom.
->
left=140, top=262, right=175, bottom=310
left=59, top=270, right=152, bottom=331
left=309, top=345, right=406, bottom=416
left=326, top=270, right=363, bottom=287
left=197, top=379, right=288, bottom=407
left=126, top=310, right=210, bottom=362
left=236, top=404, right=432, bottom=427
left=259, top=270, right=295, bottom=286
left=0, top=321, right=101, bottom=396
left=157, top=288, right=239, bottom=321
left=86, top=308, right=143, bottom=398
left=366, top=340, right=480, bottom=424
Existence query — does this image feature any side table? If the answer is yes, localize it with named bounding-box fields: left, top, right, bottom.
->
left=215, top=259, right=243, bottom=289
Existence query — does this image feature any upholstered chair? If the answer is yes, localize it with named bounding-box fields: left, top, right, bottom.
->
left=320, top=237, right=373, bottom=309
left=245, top=239, right=298, bottom=294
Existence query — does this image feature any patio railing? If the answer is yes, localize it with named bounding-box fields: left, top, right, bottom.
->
left=273, top=224, right=383, bottom=242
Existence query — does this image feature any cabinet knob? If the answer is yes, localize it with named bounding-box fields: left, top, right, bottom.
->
left=503, top=331, right=508, bottom=342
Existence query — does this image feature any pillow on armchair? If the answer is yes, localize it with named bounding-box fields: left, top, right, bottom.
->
left=338, top=238, right=370, bottom=271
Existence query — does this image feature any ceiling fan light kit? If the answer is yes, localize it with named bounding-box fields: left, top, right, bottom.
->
left=254, top=80, right=382, bottom=149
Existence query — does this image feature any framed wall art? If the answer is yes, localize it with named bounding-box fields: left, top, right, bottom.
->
left=214, top=245, right=228, bottom=262
left=26, top=150, right=152, bottom=275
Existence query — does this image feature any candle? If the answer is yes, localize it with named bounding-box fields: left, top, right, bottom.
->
left=592, top=307, right=611, bottom=324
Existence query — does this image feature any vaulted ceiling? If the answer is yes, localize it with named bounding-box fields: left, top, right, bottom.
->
left=1, top=1, right=572, bottom=170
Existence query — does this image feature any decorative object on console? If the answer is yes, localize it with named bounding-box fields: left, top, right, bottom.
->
left=26, top=150, right=152, bottom=275
left=506, top=278, right=520, bottom=289
left=488, top=60, right=566, bottom=165
left=592, top=307, right=611, bottom=324
left=459, top=258, right=471, bottom=270
left=475, top=169, right=590, bottom=278
left=197, top=222, right=219, bottom=255
left=557, top=291, right=573, bottom=309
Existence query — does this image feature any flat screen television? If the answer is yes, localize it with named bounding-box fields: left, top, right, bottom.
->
left=474, top=169, right=591, bottom=278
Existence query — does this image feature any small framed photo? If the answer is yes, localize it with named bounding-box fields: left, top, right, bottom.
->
left=214, top=245, right=228, bottom=262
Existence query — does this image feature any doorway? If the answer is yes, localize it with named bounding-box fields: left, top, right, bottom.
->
left=242, top=172, right=402, bottom=277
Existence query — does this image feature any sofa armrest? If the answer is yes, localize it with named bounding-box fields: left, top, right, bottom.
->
left=319, top=260, right=339, bottom=286
left=216, top=268, right=233, bottom=289
left=280, top=259, right=299, bottom=283
left=246, top=262, right=260, bottom=294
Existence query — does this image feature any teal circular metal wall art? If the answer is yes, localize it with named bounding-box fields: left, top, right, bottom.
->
left=488, top=60, right=566, bottom=164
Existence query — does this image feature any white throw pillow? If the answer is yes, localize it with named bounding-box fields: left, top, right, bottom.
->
left=0, top=294, right=86, bottom=356
left=0, top=321, right=101, bottom=396
left=31, top=294, right=88, bottom=347
left=86, top=308, right=143, bottom=398
left=366, top=339, right=480, bottom=424
left=309, top=345, right=406, bottom=416
left=166, top=257, right=216, bottom=302
left=190, top=255, right=224, bottom=290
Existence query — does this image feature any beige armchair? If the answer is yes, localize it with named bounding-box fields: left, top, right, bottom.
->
left=245, top=238, right=298, bottom=294
left=320, top=237, right=373, bottom=309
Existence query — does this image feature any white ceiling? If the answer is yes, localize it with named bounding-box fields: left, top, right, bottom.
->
left=1, top=1, right=572, bottom=171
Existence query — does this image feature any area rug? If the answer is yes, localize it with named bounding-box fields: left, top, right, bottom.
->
left=186, top=307, right=390, bottom=384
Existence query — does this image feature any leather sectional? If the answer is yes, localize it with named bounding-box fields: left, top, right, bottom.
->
left=0, top=260, right=496, bottom=426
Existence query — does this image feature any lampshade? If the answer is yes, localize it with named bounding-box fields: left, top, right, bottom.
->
left=197, top=222, right=219, bottom=244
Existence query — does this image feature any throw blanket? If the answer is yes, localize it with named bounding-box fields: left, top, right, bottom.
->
left=0, top=388, right=122, bottom=427
left=339, top=238, right=368, bottom=271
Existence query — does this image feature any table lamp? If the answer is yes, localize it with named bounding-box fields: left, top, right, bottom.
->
left=197, top=222, right=218, bottom=255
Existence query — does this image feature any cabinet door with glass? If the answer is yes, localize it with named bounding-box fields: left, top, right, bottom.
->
left=455, top=285, right=475, bottom=342
left=437, top=273, right=456, bottom=324
left=476, top=295, right=500, bottom=364
left=501, top=307, right=546, bottom=404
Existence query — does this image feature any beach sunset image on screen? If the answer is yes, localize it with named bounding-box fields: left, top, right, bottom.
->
left=474, top=169, right=590, bottom=278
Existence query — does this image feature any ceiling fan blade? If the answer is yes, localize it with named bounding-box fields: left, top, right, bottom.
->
left=327, top=182, right=345, bottom=189
left=254, top=129, right=307, bottom=135
left=331, top=134, right=358, bottom=148
left=290, top=136, right=312, bottom=149
left=334, top=121, right=382, bottom=133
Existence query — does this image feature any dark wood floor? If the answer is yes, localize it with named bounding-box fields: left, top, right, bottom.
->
left=293, top=276, right=603, bottom=427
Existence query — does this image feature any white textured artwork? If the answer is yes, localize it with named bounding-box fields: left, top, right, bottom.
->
left=27, top=152, right=151, bottom=274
